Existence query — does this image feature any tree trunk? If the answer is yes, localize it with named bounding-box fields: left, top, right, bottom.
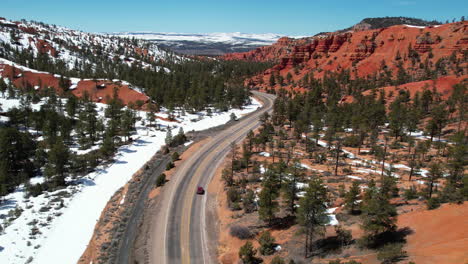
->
left=429, top=181, right=434, bottom=198
left=304, top=227, right=309, bottom=258
left=381, top=140, right=388, bottom=177
left=409, top=153, right=416, bottom=181
left=335, top=141, right=341, bottom=177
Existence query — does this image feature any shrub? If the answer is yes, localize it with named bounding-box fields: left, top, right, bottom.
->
left=242, top=189, right=256, bottom=213
left=231, top=202, right=242, bottom=211
left=239, top=241, right=257, bottom=264
left=335, top=225, right=353, bottom=246
left=271, top=256, right=285, bottom=264
left=343, top=135, right=360, bottom=147
left=230, top=112, right=237, bottom=121
left=156, top=173, right=166, bottom=187
left=403, top=187, right=418, bottom=200
left=165, top=161, right=174, bottom=171
left=171, top=152, right=180, bottom=162
left=26, top=183, right=49, bottom=197
left=329, top=261, right=362, bottom=264
left=426, top=197, right=440, bottom=210
left=377, top=243, right=407, bottom=264
left=230, top=225, right=253, bottom=239
left=227, top=187, right=241, bottom=209
left=258, top=231, right=276, bottom=255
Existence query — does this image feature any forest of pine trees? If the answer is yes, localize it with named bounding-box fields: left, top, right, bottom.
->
left=0, top=82, right=139, bottom=197
left=0, top=35, right=272, bottom=111
left=220, top=73, right=466, bottom=262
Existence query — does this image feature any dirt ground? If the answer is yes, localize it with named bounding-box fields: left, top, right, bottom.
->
left=211, top=121, right=468, bottom=264
left=399, top=202, right=468, bottom=264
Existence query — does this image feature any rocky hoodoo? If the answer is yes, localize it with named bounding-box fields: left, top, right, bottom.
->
left=223, top=21, right=468, bottom=92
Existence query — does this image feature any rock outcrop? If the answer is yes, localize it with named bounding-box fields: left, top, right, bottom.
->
left=223, top=21, right=468, bottom=92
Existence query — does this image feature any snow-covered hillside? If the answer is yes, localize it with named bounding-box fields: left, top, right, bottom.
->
left=114, top=32, right=304, bottom=55
left=0, top=92, right=262, bottom=264
left=115, top=32, right=284, bottom=46
left=0, top=17, right=179, bottom=72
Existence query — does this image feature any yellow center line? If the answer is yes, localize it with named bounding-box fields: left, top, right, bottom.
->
left=180, top=120, right=262, bottom=263
left=180, top=135, right=229, bottom=264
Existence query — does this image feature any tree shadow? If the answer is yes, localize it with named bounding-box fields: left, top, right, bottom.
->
left=77, top=178, right=96, bottom=186
left=120, top=148, right=137, bottom=153
left=369, top=227, right=414, bottom=249
left=312, top=236, right=355, bottom=257
left=270, top=215, right=297, bottom=230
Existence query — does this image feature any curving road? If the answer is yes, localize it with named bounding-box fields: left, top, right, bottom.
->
left=146, top=91, right=275, bottom=264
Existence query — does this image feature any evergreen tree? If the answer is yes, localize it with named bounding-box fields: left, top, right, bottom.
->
left=258, top=170, right=280, bottom=225
left=0, top=128, right=35, bottom=194
left=446, top=132, right=467, bottom=184
left=360, top=190, right=397, bottom=246
left=344, top=181, right=361, bottom=214
left=45, top=137, right=70, bottom=187
left=258, top=231, right=276, bottom=255
left=282, top=161, right=303, bottom=215
left=243, top=189, right=256, bottom=213
left=65, top=95, right=78, bottom=119
left=100, top=132, right=116, bottom=160
left=165, top=128, right=173, bottom=145
left=121, top=108, right=136, bottom=142
left=269, top=74, right=276, bottom=87
left=0, top=78, right=7, bottom=98
left=239, top=241, right=258, bottom=264
left=427, top=162, right=443, bottom=198
left=298, top=178, right=329, bottom=257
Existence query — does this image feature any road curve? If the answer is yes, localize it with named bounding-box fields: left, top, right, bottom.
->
left=148, top=91, right=275, bottom=264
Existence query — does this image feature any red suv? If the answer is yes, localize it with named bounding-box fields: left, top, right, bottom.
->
left=196, top=186, right=205, bottom=195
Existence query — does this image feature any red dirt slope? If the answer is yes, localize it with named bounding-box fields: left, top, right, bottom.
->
left=398, top=202, right=468, bottom=264
left=0, top=63, right=148, bottom=106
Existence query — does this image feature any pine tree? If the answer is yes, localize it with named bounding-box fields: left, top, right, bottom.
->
left=239, top=241, right=257, bottom=264
left=146, top=101, right=158, bottom=129
left=446, top=132, right=466, bottom=184
left=344, top=181, right=361, bottom=214
left=121, top=108, right=135, bottom=142
left=427, top=162, right=443, bottom=198
left=298, top=178, right=329, bottom=257
left=243, top=189, right=256, bottom=213
left=100, top=132, right=115, bottom=160
left=0, top=78, right=7, bottom=98
left=282, top=160, right=303, bottom=215
left=65, top=95, right=78, bottom=119
left=258, top=231, right=276, bottom=255
left=360, top=189, right=397, bottom=246
left=269, top=74, right=276, bottom=87
left=45, top=137, right=70, bottom=187
left=0, top=127, right=35, bottom=192
left=165, top=128, right=172, bottom=145
left=258, top=170, right=280, bottom=225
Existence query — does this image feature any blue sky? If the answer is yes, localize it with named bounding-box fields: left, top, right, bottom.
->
left=2, top=0, right=466, bottom=35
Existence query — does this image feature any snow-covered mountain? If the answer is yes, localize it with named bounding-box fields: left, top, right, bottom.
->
left=0, top=17, right=180, bottom=74
left=113, top=32, right=298, bottom=55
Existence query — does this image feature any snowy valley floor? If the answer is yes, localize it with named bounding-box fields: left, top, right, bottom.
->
left=0, top=97, right=261, bottom=264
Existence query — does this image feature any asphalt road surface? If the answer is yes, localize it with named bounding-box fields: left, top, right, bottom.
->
left=146, top=91, right=275, bottom=264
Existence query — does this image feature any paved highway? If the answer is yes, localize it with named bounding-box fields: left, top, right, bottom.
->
left=147, top=91, right=275, bottom=264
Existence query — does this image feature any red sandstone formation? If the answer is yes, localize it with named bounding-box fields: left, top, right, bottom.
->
left=223, top=22, right=468, bottom=92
